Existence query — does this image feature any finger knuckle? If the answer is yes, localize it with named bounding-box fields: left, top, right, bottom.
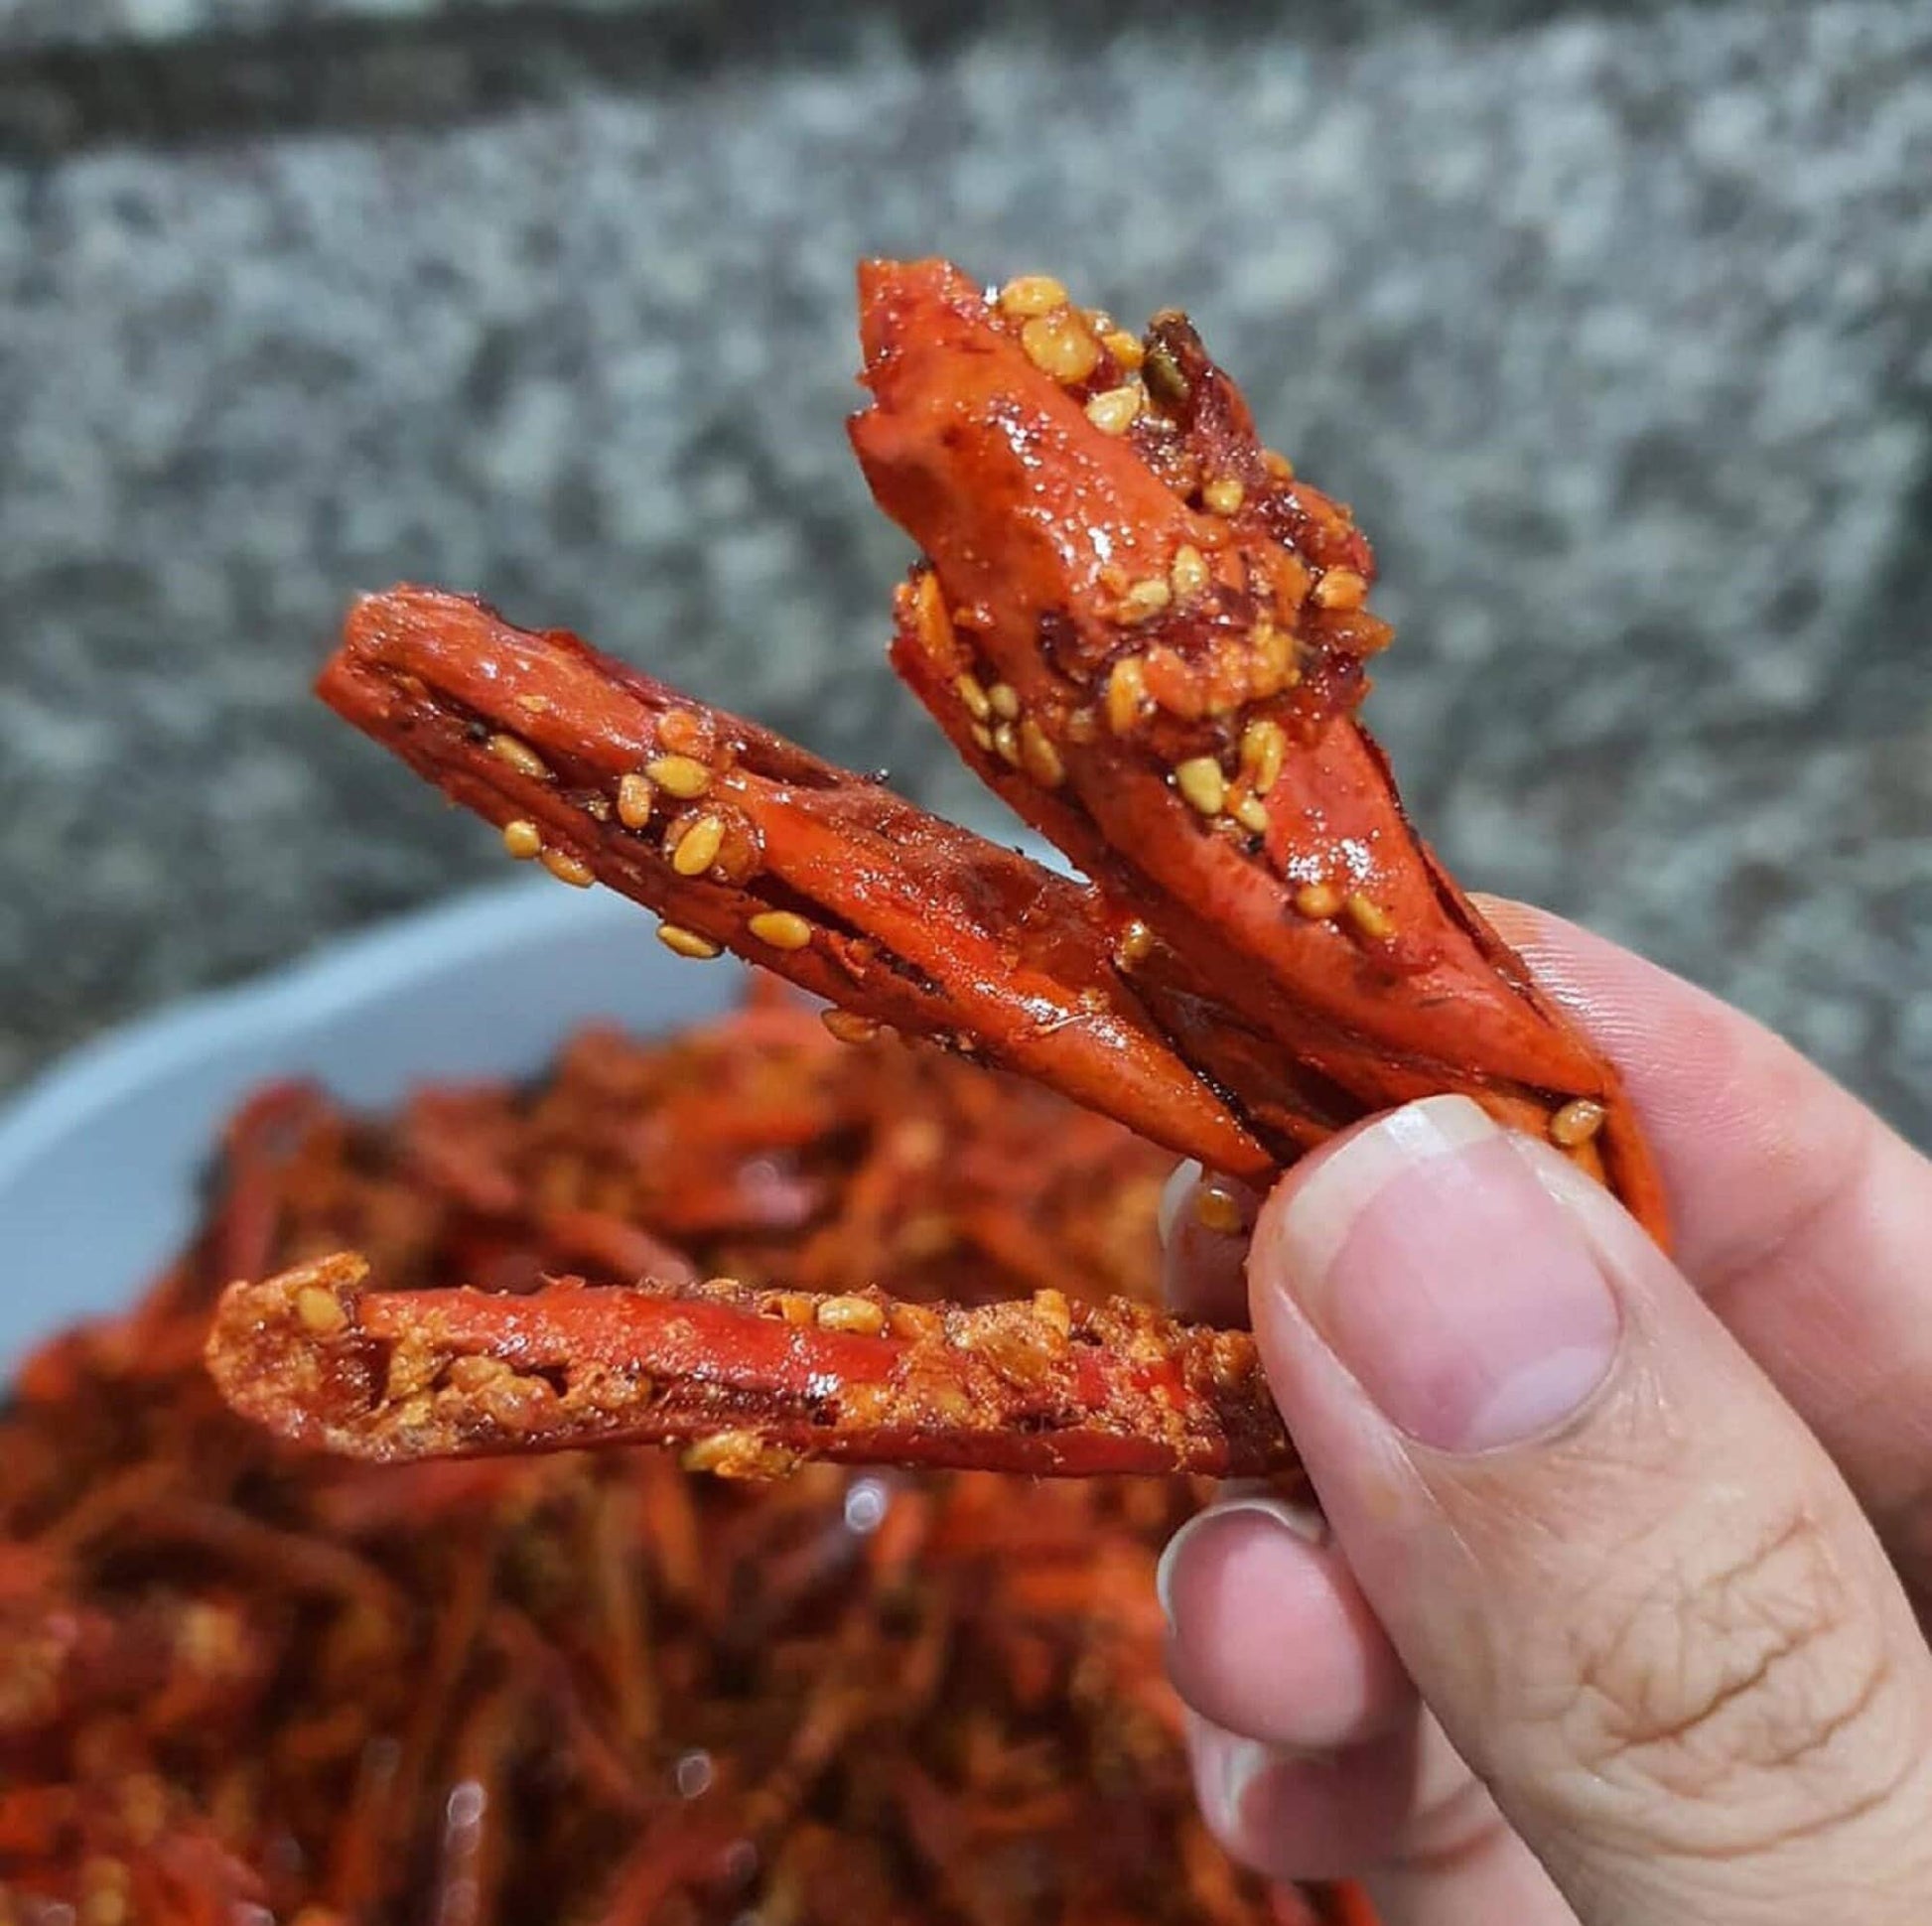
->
left=1541, top=1498, right=1913, bottom=1854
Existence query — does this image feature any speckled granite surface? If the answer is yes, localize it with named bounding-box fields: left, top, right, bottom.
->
left=2, top=0, right=1927, bottom=1141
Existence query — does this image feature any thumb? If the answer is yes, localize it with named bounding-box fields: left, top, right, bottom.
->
left=1246, top=1096, right=1932, bottom=1926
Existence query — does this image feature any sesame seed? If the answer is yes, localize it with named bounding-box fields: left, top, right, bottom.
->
left=1343, top=891, right=1395, bottom=941
left=991, top=721, right=1022, bottom=766
left=670, top=814, right=726, bottom=878
left=1171, top=544, right=1209, bottom=599
left=1193, top=1183, right=1246, bottom=1235
left=998, top=274, right=1069, bottom=318
left=501, top=818, right=543, bottom=861
left=1232, top=793, right=1270, bottom=835
left=1114, top=919, right=1155, bottom=967
left=1019, top=719, right=1065, bottom=788
left=1084, top=384, right=1142, bottom=435
left=1020, top=311, right=1102, bottom=385
left=646, top=755, right=712, bottom=799
left=487, top=733, right=551, bottom=781
left=656, top=923, right=721, bottom=959
left=820, top=1009, right=880, bottom=1044
left=1032, top=1288, right=1072, bottom=1337
left=1202, top=475, right=1246, bottom=515
left=748, top=909, right=814, bottom=951
left=1294, top=881, right=1342, bottom=920
left=987, top=681, right=1022, bottom=720
left=541, top=849, right=596, bottom=889
left=1101, top=329, right=1146, bottom=369
left=617, top=772, right=654, bottom=830
left=1251, top=620, right=1296, bottom=693
left=1549, top=1098, right=1607, bottom=1148
left=954, top=673, right=993, bottom=722
left=680, top=1430, right=799, bottom=1479
left=1173, top=757, right=1226, bottom=816
left=888, top=1301, right=943, bottom=1340
left=969, top=723, right=996, bottom=753
left=1240, top=718, right=1288, bottom=796
left=1313, top=569, right=1367, bottom=612
left=816, top=1295, right=887, bottom=1336
left=1106, top=655, right=1149, bottom=735
left=295, top=1287, right=346, bottom=1336
left=1120, top=576, right=1173, bottom=621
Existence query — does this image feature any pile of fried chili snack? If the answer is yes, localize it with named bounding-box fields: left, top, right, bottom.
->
left=0, top=987, right=1364, bottom=1925
left=6, top=243, right=1669, bottom=1921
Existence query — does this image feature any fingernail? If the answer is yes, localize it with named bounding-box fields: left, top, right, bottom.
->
left=1190, top=1716, right=1277, bottom=1840
left=1159, top=1161, right=1203, bottom=1245
left=1156, top=1496, right=1324, bottom=1626
left=1257, top=1095, right=1622, bottom=1453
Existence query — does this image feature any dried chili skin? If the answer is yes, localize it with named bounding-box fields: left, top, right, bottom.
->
left=243, top=260, right=1674, bottom=1493
left=310, top=261, right=1666, bottom=1244
left=323, top=586, right=1280, bottom=1183
left=208, top=1256, right=1297, bottom=1481
left=851, top=259, right=1667, bottom=1241
left=4, top=1003, right=1370, bottom=1923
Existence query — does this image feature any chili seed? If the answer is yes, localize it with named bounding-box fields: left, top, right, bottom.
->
left=487, top=733, right=551, bottom=781
left=1549, top=1098, right=1607, bottom=1148
left=1343, top=891, right=1395, bottom=941
left=646, top=755, right=712, bottom=799
left=541, top=849, right=596, bottom=889
left=657, top=923, right=721, bottom=959
left=998, top=274, right=1069, bottom=318
left=1106, top=656, right=1149, bottom=735
left=816, top=1296, right=888, bottom=1336
left=617, top=773, right=654, bottom=830
left=670, top=814, right=726, bottom=878
left=1019, top=720, right=1065, bottom=788
left=954, top=673, right=993, bottom=722
left=1312, top=569, right=1367, bottom=612
left=821, top=1010, right=881, bottom=1044
left=1084, top=385, right=1142, bottom=435
left=748, top=910, right=814, bottom=951
left=1173, top=757, right=1226, bottom=816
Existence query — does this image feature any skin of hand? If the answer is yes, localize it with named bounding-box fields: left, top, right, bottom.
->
left=1156, top=897, right=1932, bottom=1926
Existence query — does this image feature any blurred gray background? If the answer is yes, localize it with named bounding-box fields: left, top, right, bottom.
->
left=1, top=0, right=1926, bottom=1141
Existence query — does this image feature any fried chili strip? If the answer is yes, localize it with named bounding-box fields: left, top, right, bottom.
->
left=323, top=587, right=1279, bottom=1182
left=207, top=1255, right=1296, bottom=1482
left=851, top=259, right=1668, bottom=1242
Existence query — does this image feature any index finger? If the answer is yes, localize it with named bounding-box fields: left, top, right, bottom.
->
left=1476, top=894, right=1932, bottom=1582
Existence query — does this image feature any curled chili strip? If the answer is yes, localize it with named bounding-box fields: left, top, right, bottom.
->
left=209, top=256, right=1671, bottom=1488
left=324, top=587, right=1281, bottom=1182
left=208, top=1255, right=1296, bottom=1482
left=852, top=260, right=1666, bottom=1238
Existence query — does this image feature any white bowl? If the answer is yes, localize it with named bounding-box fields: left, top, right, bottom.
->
left=0, top=879, right=749, bottom=1369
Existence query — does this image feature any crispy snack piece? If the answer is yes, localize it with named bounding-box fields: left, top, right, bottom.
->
left=853, top=260, right=1666, bottom=1235
left=208, top=1255, right=1297, bottom=1481
left=322, top=587, right=1292, bottom=1181
left=211, top=257, right=1669, bottom=1493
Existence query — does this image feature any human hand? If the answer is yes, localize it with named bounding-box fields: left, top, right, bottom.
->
left=1158, top=899, right=1932, bottom=1925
